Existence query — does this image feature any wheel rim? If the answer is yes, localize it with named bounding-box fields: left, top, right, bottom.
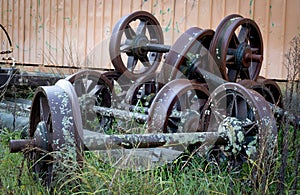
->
left=29, top=85, right=82, bottom=188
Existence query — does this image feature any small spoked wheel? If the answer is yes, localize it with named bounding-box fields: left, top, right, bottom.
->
left=201, top=83, right=277, bottom=168
left=148, top=79, right=209, bottom=133
left=209, top=17, right=263, bottom=82
left=109, top=11, right=165, bottom=79
left=65, top=70, right=114, bottom=132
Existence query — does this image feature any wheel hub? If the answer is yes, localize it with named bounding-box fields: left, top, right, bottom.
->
left=132, top=34, right=149, bottom=58
left=218, top=117, right=246, bottom=154
left=235, top=42, right=252, bottom=69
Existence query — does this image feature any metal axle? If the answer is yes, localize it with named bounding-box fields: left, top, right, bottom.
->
left=10, top=130, right=226, bottom=153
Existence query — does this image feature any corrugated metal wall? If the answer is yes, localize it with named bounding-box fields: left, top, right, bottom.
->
left=0, top=0, right=299, bottom=79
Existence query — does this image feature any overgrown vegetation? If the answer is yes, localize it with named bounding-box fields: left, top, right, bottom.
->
left=0, top=37, right=299, bottom=194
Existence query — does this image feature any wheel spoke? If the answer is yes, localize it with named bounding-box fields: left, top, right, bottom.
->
left=136, top=20, right=147, bottom=35
left=227, top=93, right=237, bottom=117
left=178, top=94, right=188, bottom=111
left=231, top=33, right=240, bottom=48
left=88, top=84, right=101, bottom=97
left=139, top=55, right=151, bottom=67
left=238, top=26, right=249, bottom=43
left=120, top=44, right=132, bottom=53
left=213, top=108, right=226, bottom=123
left=243, top=121, right=258, bottom=136
left=251, top=47, right=259, bottom=52
left=241, top=68, right=251, bottom=80
left=150, top=38, right=159, bottom=44
left=227, top=69, right=239, bottom=82
left=226, top=54, right=235, bottom=62
left=236, top=97, right=248, bottom=120
left=125, top=24, right=136, bottom=39
left=127, top=56, right=138, bottom=72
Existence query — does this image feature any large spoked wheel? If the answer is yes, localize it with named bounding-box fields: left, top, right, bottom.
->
left=109, top=11, right=164, bottom=79
left=148, top=79, right=209, bottom=133
left=201, top=83, right=277, bottom=167
left=28, top=85, right=83, bottom=188
left=209, top=17, right=263, bottom=82
left=65, top=70, right=114, bottom=132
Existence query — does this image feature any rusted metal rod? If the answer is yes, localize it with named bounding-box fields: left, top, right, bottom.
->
left=93, top=105, right=185, bottom=124
left=83, top=130, right=225, bottom=150
left=10, top=130, right=226, bottom=153
left=9, top=139, right=33, bottom=153
left=142, top=43, right=171, bottom=53
left=93, top=106, right=149, bottom=123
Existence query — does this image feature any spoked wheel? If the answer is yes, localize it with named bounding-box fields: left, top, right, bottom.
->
left=209, top=17, right=263, bottom=82
left=65, top=70, right=114, bottom=132
left=28, top=85, right=83, bottom=188
left=125, top=72, right=161, bottom=107
left=201, top=83, right=277, bottom=168
left=109, top=11, right=165, bottom=79
left=238, top=78, right=283, bottom=108
left=148, top=79, right=209, bottom=133
left=255, top=76, right=283, bottom=108
left=160, top=27, right=215, bottom=83
left=102, top=70, right=132, bottom=100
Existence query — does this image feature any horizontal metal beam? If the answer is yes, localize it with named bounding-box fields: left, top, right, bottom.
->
left=10, top=130, right=226, bottom=153
left=83, top=130, right=225, bottom=151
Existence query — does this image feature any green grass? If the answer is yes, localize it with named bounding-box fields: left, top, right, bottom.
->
left=0, top=126, right=299, bottom=195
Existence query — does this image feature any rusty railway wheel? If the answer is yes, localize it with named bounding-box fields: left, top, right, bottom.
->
left=201, top=83, right=277, bottom=167
left=109, top=11, right=164, bottom=79
left=124, top=72, right=161, bottom=107
left=148, top=79, right=209, bottom=133
left=65, top=70, right=114, bottom=132
left=210, top=17, right=263, bottom=82
left=160, top=27, right=215, bottom=83
left=238, top=77, right=283, bottom=108
left=28, top=84, right=83, bottom=188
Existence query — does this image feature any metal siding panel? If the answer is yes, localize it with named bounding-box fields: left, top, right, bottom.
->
left=253, top=0, right=270, bottom=77
left=283, top=0, right=300, bottom=79
left=185, top=0, right=199, bottom=29
left=159, top=0, right=174, bottom=45
left=0, top=0, right=298, bottom=79
left=266, top=0, right=285, bottom=79
left=86, top=0, right=96, bottom=68
left=211, top=0, right=225, bottom=29
left=197, top=0, right=213, bottom=28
